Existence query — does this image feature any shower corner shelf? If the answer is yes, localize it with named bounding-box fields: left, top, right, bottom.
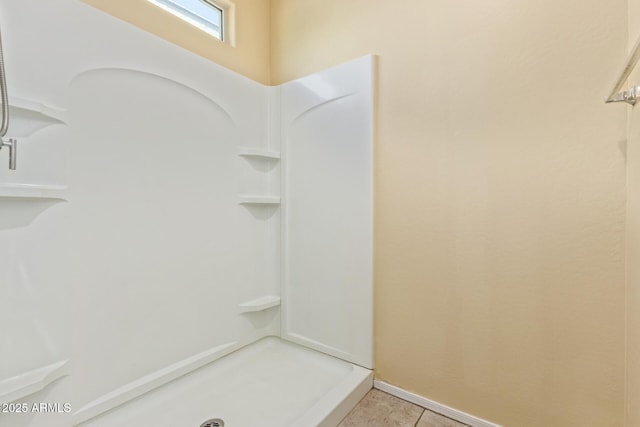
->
left=0, top=184, right=68, bottom=229
left=0, top=183, right=68, bottom=199
left=238, top=295, right=281, bottom=313
left=238, top=196, right=281, bottom=205
left=0, top=360, right=70, bottom=404
left=237, top=148, right=281, bottom=160
left=8, top=96, right=66, bottom=137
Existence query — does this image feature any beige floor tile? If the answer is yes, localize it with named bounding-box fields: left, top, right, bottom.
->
left=338, top=389, right=424, bottom=427
left=416, top=409, right=470, bottom=427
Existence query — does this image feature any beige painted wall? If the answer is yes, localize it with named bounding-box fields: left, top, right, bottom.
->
left=270, top=1, right=627, bottom=426
left=627, top=2, right=640, bottom=426
left=82, top=0, right=271, bottom=84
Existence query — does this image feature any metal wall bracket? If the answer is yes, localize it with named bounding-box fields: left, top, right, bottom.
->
left=605, top=86, right=638, bottom=106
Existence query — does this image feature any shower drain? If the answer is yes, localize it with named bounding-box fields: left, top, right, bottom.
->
left=200, top=419, right=224, bottom=427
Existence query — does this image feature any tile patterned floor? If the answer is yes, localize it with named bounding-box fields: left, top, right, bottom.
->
left=338, top=389, right=469, bottom=427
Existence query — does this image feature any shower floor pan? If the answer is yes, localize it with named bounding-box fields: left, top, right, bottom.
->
left=80, top=337, right=372, bottom=427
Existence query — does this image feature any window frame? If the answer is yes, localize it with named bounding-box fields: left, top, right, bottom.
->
left=147, top=0, right=234, bottom=43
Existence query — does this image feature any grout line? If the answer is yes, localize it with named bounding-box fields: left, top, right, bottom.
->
left=414, top=408, right=425, bottom=427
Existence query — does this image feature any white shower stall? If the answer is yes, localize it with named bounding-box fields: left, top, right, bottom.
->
left=0, top=1, right=374, bottom=426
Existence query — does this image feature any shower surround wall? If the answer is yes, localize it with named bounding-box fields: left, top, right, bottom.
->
left=0, top=0, right=373, bottom=426
left=0, top=1, right=276, bottom=425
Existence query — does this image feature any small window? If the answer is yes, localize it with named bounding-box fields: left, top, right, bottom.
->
left=148, top=0, right=224, bottom=40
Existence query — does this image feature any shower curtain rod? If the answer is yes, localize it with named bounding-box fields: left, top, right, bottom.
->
left=606, top=35, right=640, bottom=106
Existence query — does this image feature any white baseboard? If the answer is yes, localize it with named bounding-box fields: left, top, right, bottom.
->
left=373, top=380, right=503, bottom=427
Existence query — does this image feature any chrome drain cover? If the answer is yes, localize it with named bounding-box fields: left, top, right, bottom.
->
left=200, top=419, right=224, bottom=427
